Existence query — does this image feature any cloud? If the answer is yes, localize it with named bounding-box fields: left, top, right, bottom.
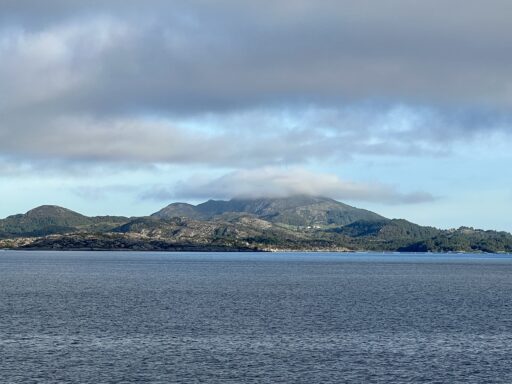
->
left=0, top=2, right=511, bottom=172
left=2, top=1, right=512, bottom=115
left=2, top=104, right=509, bottom=171
left=141, top=167, right=437, bottom=205
left=0, top=17, right=137, bottom=115
left=0, top=0, right=510, bottom=208
left=0, top=159, right=30, bottom=176
left=71, top=184, right=137, bottom=201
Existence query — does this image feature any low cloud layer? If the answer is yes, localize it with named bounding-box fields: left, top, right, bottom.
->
left=1, top=105, right=508, bottom=169
left=142, top=167, right=436, bottom=205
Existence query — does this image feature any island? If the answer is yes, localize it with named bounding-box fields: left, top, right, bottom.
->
left=1, top=196, right=511, bottom=253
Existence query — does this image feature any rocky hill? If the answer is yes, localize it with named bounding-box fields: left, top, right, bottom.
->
left=1, top=197, right=511, bottom=253
left=152, top=196, right=384, bottom=226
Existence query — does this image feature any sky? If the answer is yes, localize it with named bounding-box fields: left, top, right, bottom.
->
left=1, top=0, right=511, bottom=231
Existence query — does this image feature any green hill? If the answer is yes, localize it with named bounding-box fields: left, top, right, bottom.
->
left=0, top=206, right=129, bottom=238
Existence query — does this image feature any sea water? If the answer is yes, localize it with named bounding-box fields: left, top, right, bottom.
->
left=1, top=251, right=511, bottom=383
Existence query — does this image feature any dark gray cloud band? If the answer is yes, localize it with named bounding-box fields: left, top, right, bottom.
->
left=2, top=0, right=512, bottom=116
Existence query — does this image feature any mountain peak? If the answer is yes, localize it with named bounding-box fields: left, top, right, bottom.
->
left=26, top=205, right=83, bottom=218
left=152, top=202, right=202, bottom=220
left=0, top=205, right=132, bottom=238
left=229, top=195, right=336, bottom=204
left=152, top=195, right=385, bottom=226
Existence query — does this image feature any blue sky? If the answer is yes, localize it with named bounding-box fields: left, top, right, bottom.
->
left=1, top=1, right=511, bottom=231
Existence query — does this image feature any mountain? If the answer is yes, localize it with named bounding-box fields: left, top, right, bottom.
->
left=151, top=202, right=204, bottom=220
left=0, top=205, right=129, bottom=238
left=152, top=195, right=385, bottom=226
left=1, top=197, right=512, bottom=253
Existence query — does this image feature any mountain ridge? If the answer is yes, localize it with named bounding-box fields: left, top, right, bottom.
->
left=152, top=195, right=385, bottom=227
left=1, top=196, right=511, bottom=253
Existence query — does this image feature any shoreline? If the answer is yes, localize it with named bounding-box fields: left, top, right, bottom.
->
left=1, top=247, right=509, bottom=255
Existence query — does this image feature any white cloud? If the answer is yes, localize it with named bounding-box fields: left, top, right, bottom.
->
left=142, top=167, right=436, bottom=205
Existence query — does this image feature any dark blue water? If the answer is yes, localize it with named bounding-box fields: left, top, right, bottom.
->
left=1, top=251, right=512, bottom=383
